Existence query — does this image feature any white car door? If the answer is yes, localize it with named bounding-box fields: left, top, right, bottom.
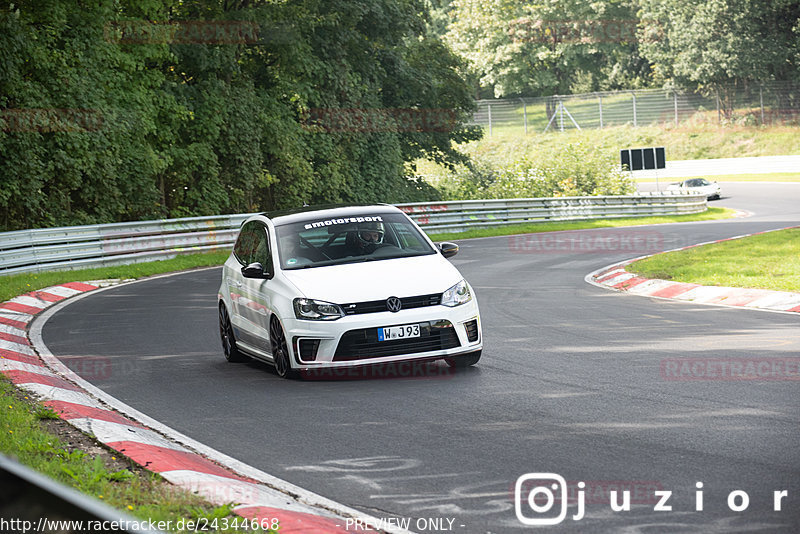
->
left=238, top=222, right=274, bottom=352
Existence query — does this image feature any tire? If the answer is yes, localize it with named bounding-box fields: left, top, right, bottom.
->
left=445, top=350, right=481, bottom=368
left=270, top=318, right=297, bottom=379
left=219, top=303, right=247, bottom=362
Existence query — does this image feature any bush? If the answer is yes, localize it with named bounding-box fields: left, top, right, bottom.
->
left=426, top=142, right=636, bottom=200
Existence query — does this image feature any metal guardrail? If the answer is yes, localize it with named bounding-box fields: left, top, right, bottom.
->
left=0, top=192, right=705, bottom=275
left=0, top=453, right=166, bottom=533
left=396, top=191, right=706, bottom=233
left=0, top=213, right=255, bottom=275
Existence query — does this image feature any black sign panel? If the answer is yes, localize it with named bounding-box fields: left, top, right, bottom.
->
left=620, top=150, right=631, bottom=171
left=643, top=148, right=655, bottom=170
left=631, top=149, right=644, bottom=171
left=620, top=147, right=666, bottom=171
left=656, top=147, right=666, bottom=169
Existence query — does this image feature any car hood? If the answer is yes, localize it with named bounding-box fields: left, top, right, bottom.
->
left=281, top=253, right=464, bottom=303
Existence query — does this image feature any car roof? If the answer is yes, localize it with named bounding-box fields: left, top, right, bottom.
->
left=263, top=204, right=402, bottom=226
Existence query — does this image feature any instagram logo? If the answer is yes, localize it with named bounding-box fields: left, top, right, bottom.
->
left=515, top=473, right=568, bottom=526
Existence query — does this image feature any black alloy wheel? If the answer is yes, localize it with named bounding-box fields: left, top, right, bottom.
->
left=270, top=318, right=295, bottom=379
left=219, top=304, right=247, bottom=362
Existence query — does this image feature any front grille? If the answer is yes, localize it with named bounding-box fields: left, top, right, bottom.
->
left=464, top=319, right=479, bottom=342
left=341, top=293, right=441, bottom=315
left=333, top=321, right=460, bottom=361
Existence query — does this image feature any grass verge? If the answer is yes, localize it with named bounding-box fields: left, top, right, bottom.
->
left=634, top=172, right=800, bottom=183
left=0, top=377, right=274, bottom=532
left=627, top=227, right=800, bottom=292
left=426, top=207, right=735, bottom=242
left=0, top=250, right=228, bottom=303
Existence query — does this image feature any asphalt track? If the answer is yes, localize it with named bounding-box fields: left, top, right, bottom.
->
left=43, top=183, right=800, bottom=533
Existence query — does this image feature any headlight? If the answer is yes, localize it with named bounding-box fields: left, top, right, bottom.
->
left=441, top=280, right=472, bottom=307
left=293, top=298, right=345, bottom=320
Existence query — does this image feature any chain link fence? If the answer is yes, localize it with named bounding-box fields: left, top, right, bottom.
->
left=471, top=81, right=800, bottom=134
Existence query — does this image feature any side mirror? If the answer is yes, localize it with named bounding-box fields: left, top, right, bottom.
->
left=241, top=262, right=272, bottom=279
left=438, top=242, right=459, bottom=259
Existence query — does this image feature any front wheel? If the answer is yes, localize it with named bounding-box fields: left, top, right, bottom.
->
left=270, top=318, right=297, bottom=379
left=445, top=350, right=481, bottom=368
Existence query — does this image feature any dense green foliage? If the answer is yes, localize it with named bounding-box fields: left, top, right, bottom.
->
left=0, top=0, right=480, bottom=231
left=638, top=0, right=800, bottom=114
left=638, top=0, right=800, bottom=88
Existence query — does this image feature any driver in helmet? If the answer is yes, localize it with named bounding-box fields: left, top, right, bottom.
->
left=347, top=221, right=385, bottom=255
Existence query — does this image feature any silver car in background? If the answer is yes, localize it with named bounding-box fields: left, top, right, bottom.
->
left=666, top=178, right=722, bottom=200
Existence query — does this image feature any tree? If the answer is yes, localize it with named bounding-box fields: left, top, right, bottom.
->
left=0, top=0, right=479, bottom=230
left=443, top=0, right=650, bottom=98
left=0, top=0, right=175, bottom=228
left=638, top=0, right=800, bottom=114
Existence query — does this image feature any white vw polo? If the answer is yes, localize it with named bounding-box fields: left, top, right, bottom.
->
left=218, top=205, right=482, bottom=378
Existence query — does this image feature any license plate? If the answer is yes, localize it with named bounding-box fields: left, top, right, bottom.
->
left=378, top=323, right=421, bottom=341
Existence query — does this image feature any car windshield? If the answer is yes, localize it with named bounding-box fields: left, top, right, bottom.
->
left=274, top=212, right=437, bottom=270
left=685, top=179, right=711, bottom=187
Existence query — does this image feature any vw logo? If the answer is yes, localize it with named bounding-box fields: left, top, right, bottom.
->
left=386, top=296, right=402, bottom=312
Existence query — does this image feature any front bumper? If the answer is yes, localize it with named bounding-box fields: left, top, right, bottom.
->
left=285, top=299, right=482, bottom=369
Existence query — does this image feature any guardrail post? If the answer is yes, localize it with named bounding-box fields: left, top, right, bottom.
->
left=632, top=91, right=637, bottom=127
left=487, top=104, right=492, bottom=136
